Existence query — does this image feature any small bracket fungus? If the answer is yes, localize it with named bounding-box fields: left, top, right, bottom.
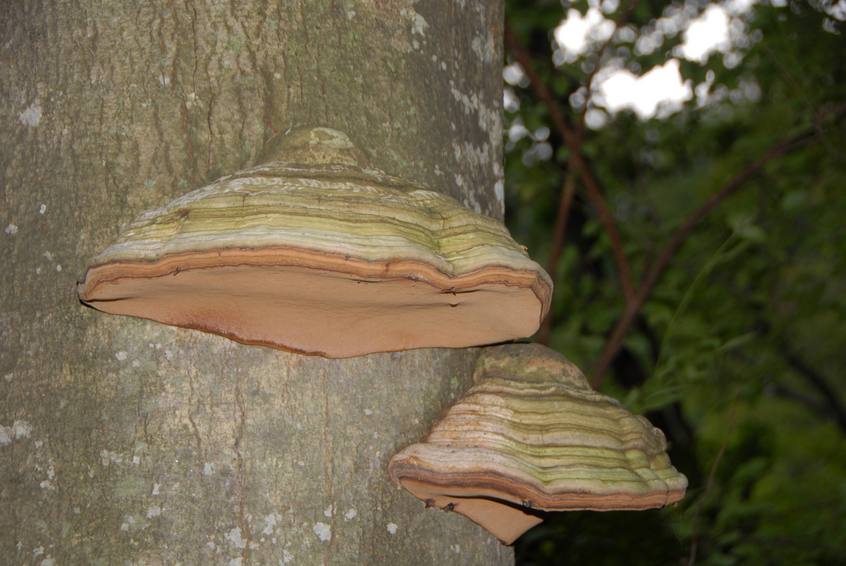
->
left=78, top=127, right=551, bottom=357
left=388, top=343, right=687, bottom=544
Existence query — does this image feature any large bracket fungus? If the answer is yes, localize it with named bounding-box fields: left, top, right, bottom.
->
left=78, top=127, right=551, bottom=357
left=389, top=343, right=687, bottom=544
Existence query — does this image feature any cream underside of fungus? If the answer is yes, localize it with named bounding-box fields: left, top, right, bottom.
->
left=389, top=344, right=688, bottom=544
left=78, top=128, right=552, bottom=357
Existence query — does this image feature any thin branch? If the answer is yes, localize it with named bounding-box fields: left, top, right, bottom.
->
left=641, top=130, right=816, bottom=301
left=538, top=161, right=579, bottom=345
left=505, top=20, right=637, bottom=303
left=767, top=383, right=829, bottom=416
left=547, top=0, right=643, bottom=313
left=687, top=394, right=738, bottom=565
left=506, top=12, right=843, bottom=391
left=779, top=341, right=846, bottom=434
left=526, top=0, right=641, bottom=345
left=590, top=127, right=823, bottom=387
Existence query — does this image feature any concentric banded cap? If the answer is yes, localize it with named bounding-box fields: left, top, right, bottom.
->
left=78, top=128, right=551, bottom=357
left=389, top=344, right=687, bottom=543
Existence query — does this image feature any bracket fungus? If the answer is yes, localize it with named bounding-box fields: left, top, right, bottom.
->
left=78, top=127, right=551, bottom=357
left=388, top=343, right=687, bottom=544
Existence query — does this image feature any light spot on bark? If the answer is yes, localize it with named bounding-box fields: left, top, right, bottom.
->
left=152, top=482, right=161, bottom=495
left=343, top=508, right=357, bottom=521
left=262, top=513, right=281, bottom=535
left=313, top=522, right=331, bottom=542
left=120, top=515, right=135, bottom=531
left=387, top=522, right=398, bottom=535
left=363, top=408, right=373, bottom=416
left=100, top=449, right=123, bottom=466
left=40, top=558, right=55, bottom=566
left=449, top=82, right=500, bottom=134
left=33, top=546, right=44, bottom=557
left=451, top=543, right=461, bottom=554
left=342, top=2, right=356, bottom=19
left=323, top=505, right=334, bottom=518
left=18, top=101, right=42, bottom=127
left=14, top=420, right=32, bottom=438
left=115, top=351, right=128, bottom=361
left=2, top=419, right=33, bottom=445
left=409, top=12, right=428, bottom=36
left=147, top=505, right=162, bottom=518
left=228, top=559, right=242, bottom=566
left=471, top=34, right=495, bottom=63
left=281, top=549, right=294, bottom=564
left=203, top=462, right=215, bottom=475
left=55, top=264, right=62, bottom=272
left=225, top=527, right=246, bottom=549
left=38, top=204, right=47, bottom=215
left=4, top=223, right=18, bottom=235
left=494, top=180, right=504, bottom=205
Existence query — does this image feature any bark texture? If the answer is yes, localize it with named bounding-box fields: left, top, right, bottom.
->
left=0, top=1, right=511, bottom=564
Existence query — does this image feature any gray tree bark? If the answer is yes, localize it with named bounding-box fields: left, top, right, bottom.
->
left=0, top=1, right=511, bottom=564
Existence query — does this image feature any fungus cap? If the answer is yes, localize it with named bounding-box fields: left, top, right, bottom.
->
left=388, top=344, right=687, bottom=544
left=78, top=128, right=552, bottom=357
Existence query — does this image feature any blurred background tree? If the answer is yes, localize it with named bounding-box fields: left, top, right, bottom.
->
left=503, top=1, right=846, bottom=564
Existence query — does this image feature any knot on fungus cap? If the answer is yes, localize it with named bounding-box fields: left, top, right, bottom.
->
left=389, top=343, right=688, bottom=544
left=78, top=127, right=552, bottom=358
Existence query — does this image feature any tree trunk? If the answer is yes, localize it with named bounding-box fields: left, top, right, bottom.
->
left=0, top=2, right=510, bottom=564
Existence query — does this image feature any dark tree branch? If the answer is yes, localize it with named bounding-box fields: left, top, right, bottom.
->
left=505, top=20, right=637, bottom=304
left=589, top=127, right=823, bottom=386
left=506, top=10, right=844, bottom=392
left=539, top=0, right=644, bottom=345
left=538, top=161, right=578, bottom=345
left=687, top=395, right=738, bottom=566
left=767, top=383, right=829, bottom=416
left=779, top=341, right=846, bottom=434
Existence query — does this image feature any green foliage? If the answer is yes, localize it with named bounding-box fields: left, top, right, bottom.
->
left=506, top=1, right=846, bottom=564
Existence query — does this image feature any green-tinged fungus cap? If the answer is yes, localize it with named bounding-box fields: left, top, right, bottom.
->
left=388, top=343, right=687, bottom=544
left=78, top=128, right=552, bottom=358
